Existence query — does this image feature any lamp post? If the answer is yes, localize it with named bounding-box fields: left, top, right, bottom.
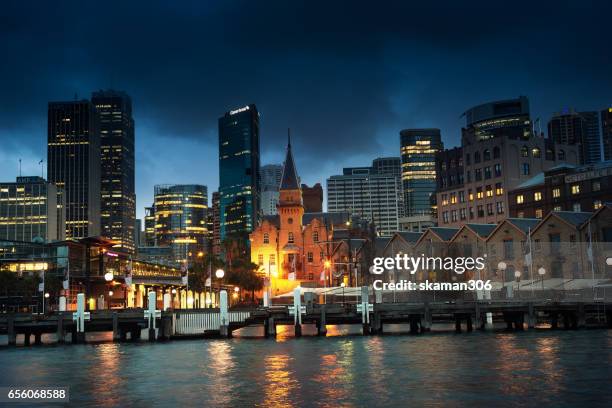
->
left=538, top=267, right=546, bottom=291
left=498, top=261, right=507, bottom=298
left=340, top=281, right=345, bottom=306
left=514, top=270, right=521, bottom=298
left=215, top=268, right=225, bottom=307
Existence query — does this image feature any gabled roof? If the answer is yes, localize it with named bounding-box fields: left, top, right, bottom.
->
left=415, top=227, right=459, bottom=246
left=396, top=231, right=423, bottom=243
left=531, top=211, right=593, bottom=236
left=374, top=237, right=391, bottom=255
left=515, top=172, right=545, bottom=189
left=485, top=218, right=540, bottom=241
left=280, top=136, right=300, bottom=190
left=451, top=223, right=496, bottom=241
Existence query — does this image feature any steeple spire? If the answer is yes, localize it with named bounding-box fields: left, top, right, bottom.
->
left=280, top=130, right=300, bottom=190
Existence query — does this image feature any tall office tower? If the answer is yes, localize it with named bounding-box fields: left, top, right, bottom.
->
left=327, top=166, right=401, bottom=236
left=261, top=164, right=283, bottom=216
left=0, top=176, right=65, bottom=242
left=47, top=100, right=101, bottom=239
left=211, top=191, right=221, bottom=256
left=400, top=129, right=443, bottom=220
left=301, top=183, right=323, bottom=213
left=437, top=96, right=580, bottom=227
left=372, top=156, right=404, bottom=217
left=154, top=184, right=208, bottom=263
left=134, top=219, right=143, bottom=247
left=218, top=104, right=261, bottom=242
left=92, top=90, right=136, bottom=252
left=602, top=108, right=612, bottom=161
left=144, top=206, right=155, bottom=246
left=548, top=109, right=601, bottom=164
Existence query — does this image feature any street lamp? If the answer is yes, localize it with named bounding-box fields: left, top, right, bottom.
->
left=538, top=267, right=546, bottom=291
left=215, top=269, right=225, bottom=279
left=104, top=271, right=114, bottom=282
left=514, top=270, right=521, bottom=297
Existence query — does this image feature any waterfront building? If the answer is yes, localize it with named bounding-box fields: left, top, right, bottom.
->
left=0, top=176, right=65, bottom=242
left=602, top=108, right=612, bottom=161
left=548, top=109, right=601, bottom=164
left=218, top=104, right=261, bottom=242
left=301, top=183, right=323, bottom=213
left=250, top=140, right=373, bottom=292
left=154, top=184, right=208, bottom=264
left=261, top=164, right=283, bottom=216
left=47, top=100, right=101, bottom=239
left=92, top=90, right=136, bottom=253
left=436, top=96, right=579, bottom=227
left=327, top=161, right=402, bottom=237
left=508, top=161, right=612, bottom=218
left=400, top=129, right=442, bottom=219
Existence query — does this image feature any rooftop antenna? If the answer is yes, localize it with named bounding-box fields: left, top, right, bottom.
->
left=287, top=128, right=291, bottom=148
left=18, top=158, right=21, bottom=177
left=39, top=159, right=44, bottom=178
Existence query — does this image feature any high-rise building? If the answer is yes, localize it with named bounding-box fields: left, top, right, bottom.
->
left=134, top=219, right=143, bottom=247
left=92, top=90, right=136, bottom=253
left=154, top=184, right=208, bottom=263
left=261, top=164, right=283, bottom=216
left=0, top=176, right=65, bottom=242
left=47, top=100, right=101, bottom=239
left=327, top=162, right=401, bottom=236
left=602, top=108, right=612, bottom=161
left=211, top=191, right=221, bottom=256
left=400, top=129, right=442, bottom=220
left=218, top=104, right=261, bottom=242
left=548, top=109, right=601, bottom=164
left=301, top=183, right=323, bottom=213
left=437, top=96, right=580, bottom=227
left=144, top=206, right=155, bottom=246
left=372, top=157, right=403, bottom=217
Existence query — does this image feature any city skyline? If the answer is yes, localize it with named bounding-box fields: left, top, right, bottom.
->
left=1, top=2, right=611, bottom=221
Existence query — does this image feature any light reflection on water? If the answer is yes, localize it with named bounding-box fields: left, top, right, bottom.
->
left=1, top=330, right=611, bottom=407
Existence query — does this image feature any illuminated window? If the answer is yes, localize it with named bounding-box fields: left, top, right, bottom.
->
left=313, top=230, right=319, bottom=242
left=521, top=146, right=529, bottom=157
left=263, top=232, right=269, bottom=244
left=532, top=147, right=541, bottom=158
left=535, top=208, right=543, bottom=219
left=553, top=188, right=561, bottom=198
left=468, top=189, right=474, bottom=201
left=571, top=184, right=580, bottom=195
left=558, top=149, right=566, bottom=161
left=516, top=195, right=524, bottom=204
left=534, top=191, right=542, bottom=201
left=258, top=254, right=263, bottom=265
left=450, top=192, right=457, bottom=204
left=495, top=183, right=503, bottom=195
left=288, top=232, right=294, bottom=243
left=553, top=205, right=562, bottom=211
left=270, top=254, right=276, bottom=265
left=476, top=187, right=483, bottom=199
left=594, top=200, right=603, bottom=210
left=486, top=185, right=493, bottom=197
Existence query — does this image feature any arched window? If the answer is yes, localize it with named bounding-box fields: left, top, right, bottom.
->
left=521, top=146, right=529, bottom=157
left=483, top=149, right=491, bottom=161
left=546, top=148, right=554, bottom=160
left=313, top=230, right=319, bottom=242
left=493, top=146, right=500, bottom=159
left=474, top=151, right=481, bottom=163
left=288, top=232, right=294, bottom=243
left=558, top=149, right=566, bottom=161
left=532, top=147, right=541, bottom=158
left=263, top=232, right=269, bottom=244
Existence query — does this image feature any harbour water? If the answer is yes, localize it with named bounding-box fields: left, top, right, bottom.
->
left=1, top=327, right=611, bottom=407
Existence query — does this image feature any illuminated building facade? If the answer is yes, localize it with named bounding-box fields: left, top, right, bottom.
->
left=327, top=164, right=401, bottom=237
left=144, top=206, right=155, bottom=246
left=211, top=192, right=221, bottom=256
left=47, top=100, right=101, bottom=239
left=92, top=90, right=136, bottom=253
left=0, top=176, right=65, bottom=242
left=436, top=97, right=579, bottom=227
left=154, top=184, right=208, bottom=264
left=218, top=104, right=261, bottom=242
left=250, top=141, right=371, bottom=290
left=400, top=129, right=442, bottom=229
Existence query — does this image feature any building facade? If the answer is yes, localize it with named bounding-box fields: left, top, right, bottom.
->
left=436, top=96, right=579, bottom=227
left=92, top=90, right=136, bottom=253
left=143, top=206, right=155, bottom=246
left=154, top=184, right=208, bottom=264
left=0, top=176, right=65, bottom=242
left=47, top=100, right=101, bottom=239
left=261, top=164, right=283, bottom=216
left=301, top=183, right=323, bottom=213
left=603, top=108, right=612, bottom=161
left=327, top=164, right=401, bottom=236
left=218, top=104, right=261, bottom=242
left=508, top=161, right=612, bottom=218
left=211, top=191, right=221, bottom=256
left=400, top=129, right=442, bottom=219
left=548, top=109, right=601, bottom=164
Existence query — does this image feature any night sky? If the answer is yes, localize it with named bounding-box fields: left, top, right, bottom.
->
left=1, top=1, right=611, bottom=219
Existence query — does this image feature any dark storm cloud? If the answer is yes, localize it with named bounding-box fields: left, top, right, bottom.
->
left=1, top=1, right=611, bottom=214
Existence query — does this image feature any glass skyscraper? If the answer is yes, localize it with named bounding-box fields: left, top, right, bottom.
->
left=154, top=184, right=208, bottom=264
left=400, top=129, right=443, bottom=217
left=92, top=90, right=136, bottom=253
left=218, top=104, right=261, bottom=242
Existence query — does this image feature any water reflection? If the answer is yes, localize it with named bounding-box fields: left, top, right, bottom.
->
left=206, top=341, right=236, bottom=407
left=260, top=353, right=299, bottom=407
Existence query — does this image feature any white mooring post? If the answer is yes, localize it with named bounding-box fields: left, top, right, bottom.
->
left=72, top=293, right=90, bottom=343
left=219, top=290, right=230, bottom=337
left=357, top=286, right=374, bottom=334
left=288, top=287, right=305, bottom=337
left=59, top=296, right=67, bottom=312
left=144, top=291, right=161, bottom=341
left=263, top=290, right=269, bottom=307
